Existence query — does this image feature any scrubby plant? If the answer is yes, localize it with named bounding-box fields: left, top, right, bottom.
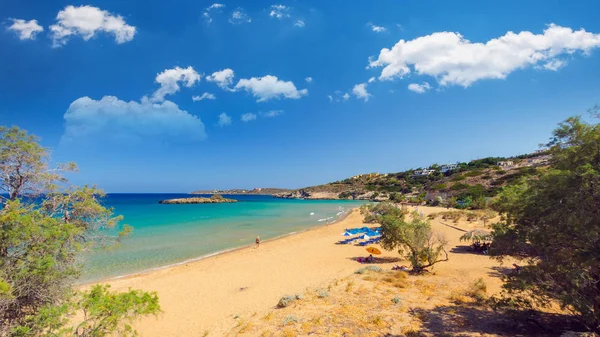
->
left=491, top=115, right=600, bottom=333
left=316, top=289, right=329, bottom=298
left=282, top=315, right=299, bottom=326
left=277, top=295, right=298, bottom=308
left=0, top=127, right=160, bottom=336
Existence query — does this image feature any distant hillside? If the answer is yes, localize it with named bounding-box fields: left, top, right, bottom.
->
left=274, top=151, right=551, bottom=209
left=191, top=188, right=292, bottom=195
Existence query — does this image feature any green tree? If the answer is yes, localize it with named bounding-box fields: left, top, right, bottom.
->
left=362, top=203, right=448, bottom=272
left=490, top=116, right=600, bottom=332
left=0, top=126, right=160, bottom=336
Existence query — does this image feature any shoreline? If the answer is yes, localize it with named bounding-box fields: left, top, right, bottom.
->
left=93, top=205, right=512, bottom=336
left=80, top=207, right=356, bottom=286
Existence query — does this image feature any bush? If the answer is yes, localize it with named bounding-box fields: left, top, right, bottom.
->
left=466, top=278, right=487, bottom=303
left=316, top=289, right=329, bottom=298
left=392, top=297, right=402, bottom=304
left=282, top=315, right=299, bottom=326
left=450, top=175, right=465, bottom=182
left=355, top=265, right=383, bottom=274
left=338, top=191, right=353, bottom=199
left=431, top=183, right=447, bottom=191
left=277, top=295, right=298, bottom=308
left=451, top=182, right=469, bottom=190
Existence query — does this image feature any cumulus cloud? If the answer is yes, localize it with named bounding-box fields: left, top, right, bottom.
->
left=305, top=77, right=313, bottom=83
left=328, top=95, right=333, bottom=102
left=368, top=77, right=376, bottom=83
left=7, top=19, right=44, bottom=40
left=352, top=83, right=371, bottom=101
left=204, top=3, right=225, bottom=24
left=61, top=96, right=206, bottom=143
left=407, top=82, right=432, bottom=93
left=369, top=24, right=600, bottom=87
left=241, top=112, right=257, bottom=122
left=229, top=8, right=251, bottom=24
left=206, top=68, right=235, bottom=89
left=192, top=92, right=216, bottom=101
left=49, top=5, right=136, bottom=47
left=151, top=66, right=201, bottom=102
left=368, top=23, right=386, bottom=33
left=270, top=4, right=290, bottom=19
left=542, top=59, right=566, bottom=71
left=262, top=110, right=283, bottom=118
left=234, top=75, right=308, bottom=102
left=342, top=93, right=350, bottom=101
left=218, top=112, right=232, bottom=126
left=295, top=20, right=305, bottom=28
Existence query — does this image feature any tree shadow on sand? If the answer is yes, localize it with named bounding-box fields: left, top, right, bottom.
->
left=347, top=256, right=403, bottom=264
left=382, top=303, right=586, bottom=337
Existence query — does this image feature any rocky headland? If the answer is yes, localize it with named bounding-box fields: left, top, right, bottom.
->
left=159, top=195, right=238, bottom=204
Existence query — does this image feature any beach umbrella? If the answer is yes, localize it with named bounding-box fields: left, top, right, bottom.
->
left=459, top=229, right=492, bottom=242
left=361, top=234, right=370, bottom=240
left=366, top=247, right=381, bottom=255
left=343, top=231, right=352, bottom=236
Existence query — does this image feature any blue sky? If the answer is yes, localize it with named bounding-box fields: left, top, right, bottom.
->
left=1, top=0, right=600, bottom=192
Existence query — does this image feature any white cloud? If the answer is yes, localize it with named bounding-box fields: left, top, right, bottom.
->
left=270, top=4, right=290, bottom=19
left=369, top=24, right=600, bottom=87
left=208, top=3, right=225, bottom=9
left=61, top=96, right=206, bottom=143
left=305, top=76, right=313, bottom=83
left=368, top=77, right=376, bottom=83
left=50, top=5, right=136, bottom=47
left=352, top=83, right=371, bottom=101
left=7, top=19, right=44, bottom=40
left=295, top=20, right=305, bottom=28
left=407, top=82, right=431, bottom=93
left=152, top=66, right=201, bottom=102
left=241, top=112, right=257, bottom=122
left=192, top=92, right=216, bottom=101
left=204, top=3, right=225, bottom=24
left=262, top=110, right=283, bottom=118
left=342, top=93, right=350, bottom=100
left=368, top=23, right=386, bottom=33
left=218, top=112, right=232, bottom=126
left=206, top=68, right=235, bottom=89
left=328, top=95, right=333, bottom=102
left=229, top=8, right=251, bottom=24
left=542, top=59, right=566, bottom=71
left=234, top=75, right=308, bottom=102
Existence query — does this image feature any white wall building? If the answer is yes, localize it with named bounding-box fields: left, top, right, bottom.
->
left=440, top=164, right=458, bottom=173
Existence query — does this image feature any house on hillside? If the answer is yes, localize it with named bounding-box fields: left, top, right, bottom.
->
left=413, top=169, right=435, bottom=176
left=440, top=164, right=458, bottom=173
left=497, top=161, right=514, bottom=168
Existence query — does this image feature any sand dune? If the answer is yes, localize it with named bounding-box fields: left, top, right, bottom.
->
left=96, top=206, right=511, bottom=336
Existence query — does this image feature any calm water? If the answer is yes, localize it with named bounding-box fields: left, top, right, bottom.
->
left=82, top=194, right=364, bottom=281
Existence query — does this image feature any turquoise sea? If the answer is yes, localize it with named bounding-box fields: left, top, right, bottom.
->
left=82, top=194, right=365, bottom=282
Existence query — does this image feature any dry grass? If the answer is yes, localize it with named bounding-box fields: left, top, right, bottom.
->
left=227, top=268, right=499, bottom=336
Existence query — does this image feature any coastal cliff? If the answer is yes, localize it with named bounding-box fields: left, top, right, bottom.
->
left=159, top=195, right=238, bottom=204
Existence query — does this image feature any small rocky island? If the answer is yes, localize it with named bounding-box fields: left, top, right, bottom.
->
left=159, top=194, right=238, bottom=204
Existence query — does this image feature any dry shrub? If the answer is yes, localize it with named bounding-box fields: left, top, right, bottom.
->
left=262, top=311, right=274, bottom=321
left=238, top=321, right=253, bottom=334
left=466, top=278, right=487, bottom=303
left=281, top=327, right=295, bottom=337
left=363, top=275, right=377, bottom=281
left=345, top=280, right=354, bottom=293
left=414, top=280, right=436, bottom=296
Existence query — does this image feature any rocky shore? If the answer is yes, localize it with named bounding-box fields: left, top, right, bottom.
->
left=159, top=195, right=238, bottom=204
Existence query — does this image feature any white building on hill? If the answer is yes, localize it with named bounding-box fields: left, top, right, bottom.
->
left=440, top=164, right=458, bottom=173
left=497, top=161, right=514, bottom=168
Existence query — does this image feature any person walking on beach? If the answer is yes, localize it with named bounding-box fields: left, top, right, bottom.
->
left=255, top=236, right=260, bottom=248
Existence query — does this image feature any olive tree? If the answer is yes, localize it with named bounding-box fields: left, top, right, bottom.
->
left=362, top=202, right=448, bottom=272
left=0, top=126, right=159, bottom=336
left=490, top=116, right=600, bottom=332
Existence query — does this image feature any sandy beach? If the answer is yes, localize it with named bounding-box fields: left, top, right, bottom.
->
left=97, top=206, right=510, bottom=336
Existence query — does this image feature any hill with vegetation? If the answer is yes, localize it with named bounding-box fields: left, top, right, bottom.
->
left=274, top=152, right=551, bottom=209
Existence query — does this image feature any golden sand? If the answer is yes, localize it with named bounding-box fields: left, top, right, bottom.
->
left=97, top=206, right=511, bottom=336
